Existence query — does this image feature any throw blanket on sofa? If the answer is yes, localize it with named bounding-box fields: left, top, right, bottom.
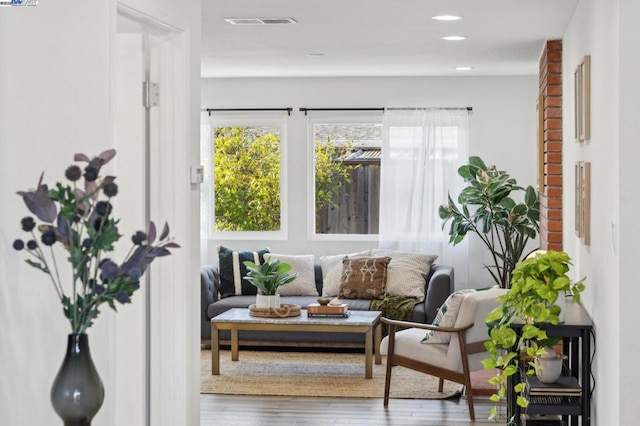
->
left=370, top=296, right=420, bottom=337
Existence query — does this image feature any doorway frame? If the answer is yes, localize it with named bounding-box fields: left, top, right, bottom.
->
left=113, top=4, right=200, bottom=426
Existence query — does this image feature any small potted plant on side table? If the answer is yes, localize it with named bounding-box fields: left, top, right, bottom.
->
left=481, top=250, right=586, bottom=422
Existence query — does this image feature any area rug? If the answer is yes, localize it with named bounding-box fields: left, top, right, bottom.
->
left=201, top=349, right=463, bottom=399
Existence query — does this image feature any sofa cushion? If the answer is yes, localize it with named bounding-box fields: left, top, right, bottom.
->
left=421, top=288, right=477, bottom=344
left=371, top=249, right=438, bottom=302
left=264, top=253, right=318, bottom=296
left=320, top=250, right=372, bottom=297
left=217, top=245, right=270, bottom=298
left=338, top=256, right=391, bottom=300
left=421, top=286, right=495, bottom=344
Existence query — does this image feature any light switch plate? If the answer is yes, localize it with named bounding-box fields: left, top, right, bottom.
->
left=191, top=165, right=204, bottom=184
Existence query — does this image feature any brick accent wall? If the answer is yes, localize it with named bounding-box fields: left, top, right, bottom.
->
left=539, top=40, right=563, bottom=251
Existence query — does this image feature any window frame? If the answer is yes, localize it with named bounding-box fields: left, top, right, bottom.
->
left=307, top=111, right=383, bottom=242
left=202, top=112, right=288, bottom=240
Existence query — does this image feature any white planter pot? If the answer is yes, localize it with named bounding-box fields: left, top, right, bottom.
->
left=555, top=290, right=566, bottom=322
left=256, top=294, right=280, bottom=309
left=535, top=349, right=563, bottom=383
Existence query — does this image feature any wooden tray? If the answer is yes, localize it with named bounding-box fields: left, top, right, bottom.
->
left=248, top=303, right=301, bottom=318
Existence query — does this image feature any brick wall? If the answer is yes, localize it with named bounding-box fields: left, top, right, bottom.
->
left=539, top=40, right=563, bottom=251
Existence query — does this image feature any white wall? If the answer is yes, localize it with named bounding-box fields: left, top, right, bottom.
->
left=0, top=1, right=200, bottom=425
left=201, top=76, right=539, bottom=289
left=562, top=0, right=640, bottom=424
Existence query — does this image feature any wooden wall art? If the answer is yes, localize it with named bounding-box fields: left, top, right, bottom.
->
left=575, top=161, right=591, bottom=245
left=574, top=55, right=591, bottom=142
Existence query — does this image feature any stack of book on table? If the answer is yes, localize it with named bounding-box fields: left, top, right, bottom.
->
left=527, top=375, right=582, bottom=397
left=306, top=303, right=350, bottom=318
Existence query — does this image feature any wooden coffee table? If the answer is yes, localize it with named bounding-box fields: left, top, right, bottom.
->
left=210, top=309, right=382, bottom=379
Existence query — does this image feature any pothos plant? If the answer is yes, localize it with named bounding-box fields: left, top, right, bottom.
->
left=12, top=149, right=180, bottom=334
left=481, top=250, right=585, bottom=423
left=243, top=258, right=298, bottom=295
left=439, top=156, right=539, bottom=288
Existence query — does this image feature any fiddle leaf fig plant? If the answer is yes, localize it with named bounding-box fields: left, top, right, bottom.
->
left=481, top=250, right=586, bottom=423
left=439, top=156, right=539, bottom=288
left=243, top=259, right=298, bottom=295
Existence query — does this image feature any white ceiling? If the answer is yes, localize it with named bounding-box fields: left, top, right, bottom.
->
left=201, top=0, right=579, bottom=78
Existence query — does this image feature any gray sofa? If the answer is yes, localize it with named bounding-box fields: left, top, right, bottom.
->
left=201, top=262, right=454, bottom=347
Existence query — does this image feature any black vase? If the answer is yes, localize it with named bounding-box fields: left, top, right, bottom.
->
left=50, top=334, right=105, bottom=426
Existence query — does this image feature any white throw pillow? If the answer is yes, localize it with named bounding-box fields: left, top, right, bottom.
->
left=320, top=250, right=372, bottom=297
left=421, top=288, right=477, bottom=344
left=264, top=253, right=318, bottom=296
left=371, top=249, right=438, bottom=301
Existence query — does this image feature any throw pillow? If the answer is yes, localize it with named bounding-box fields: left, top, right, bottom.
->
left=264, top=253, right=318, bottom=296
left=338, top=256, right=391, bottom=300
left=217, top=245, right=270, bottom=298
left=320, top=250, right=372, bottom=297
left=370, top=249, right=438, bottom=301
left=421, top=286, right=495, bottom=344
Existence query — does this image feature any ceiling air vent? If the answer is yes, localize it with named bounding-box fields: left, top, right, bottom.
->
left=224, top=17, right=297, bottom=25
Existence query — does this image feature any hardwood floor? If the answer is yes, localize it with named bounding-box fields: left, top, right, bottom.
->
left=200, top=394, right=502, bottom=425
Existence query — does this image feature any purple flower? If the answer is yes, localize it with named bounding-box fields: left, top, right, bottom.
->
left=131, top=231, right=147, bottom=245
left=13, top=239, right=24, bottom=251
left=21, top=217, right=36, bottom=232
left=17, top=173, right=57, bottom=223
left=82, top=238, right=93, bottom=249
left=83, top=165, right=99, bottom=182
left=100, top=260, right=119, bottom=282
left=41, top=230, right=56, bottom=246
left=65, top=165, right=82, bottom=182
left=27, top=240, right=37, bottom=250
left=95, top=201, right=111, bottom=217
left=103, top=181, right=118, bottom=197
left=115, top=292, right=129, bottom=304
left=93, top=284, right=106, bottom=295
left=128, top=268, right=142, bottom=281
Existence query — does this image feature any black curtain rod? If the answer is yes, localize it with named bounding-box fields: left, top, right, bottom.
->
left=299, top=107, right=472, bottom=116
left=205, top=108, right=293, bottom=116
left=299, top=107, right=385, bottom=116
left=385, top=107, right=473, bottom=112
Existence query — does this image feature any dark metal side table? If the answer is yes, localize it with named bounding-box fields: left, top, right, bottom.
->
left=508, top=299, right=593, bottom=426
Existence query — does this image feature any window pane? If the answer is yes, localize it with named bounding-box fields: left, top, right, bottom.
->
left=213, top=126, right=281, bottom=231
left=313, top=122, right=381, bottom=235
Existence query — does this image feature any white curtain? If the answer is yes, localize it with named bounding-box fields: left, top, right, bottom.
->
left=379, top=108, right=470, bottom=288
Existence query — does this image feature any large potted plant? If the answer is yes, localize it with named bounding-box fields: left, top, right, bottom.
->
left=481, top=250, right=586, bottom=422
left=439, top=156, right=539, bottom=288
left=243, top=259, right=298, bottom=308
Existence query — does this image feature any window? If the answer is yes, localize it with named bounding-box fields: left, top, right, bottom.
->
left=201, top=114, right=287, bottom=238
left=310, top=114, right=383, bottom=238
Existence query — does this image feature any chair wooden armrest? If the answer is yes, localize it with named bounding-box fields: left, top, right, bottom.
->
left=381, top=317, right=474, bottom=333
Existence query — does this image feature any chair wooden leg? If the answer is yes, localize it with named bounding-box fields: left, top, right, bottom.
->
left=438, top=378, right=444, bottom=392
left=383, top=355, right=393, bottom=407
left=466, top=386, right=475, bottom=421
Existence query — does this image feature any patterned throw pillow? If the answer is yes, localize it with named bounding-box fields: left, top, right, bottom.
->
left=338, top=257, right=391, bottom=300
left=264, top=253, right=318, bottom=296
left=371, top=249, right=438, bottom=301
left=421, top=286, right=495, bottom=344
left=320, top=250, right=372, bottom=297
left=217, top=245, right=270, bottom=298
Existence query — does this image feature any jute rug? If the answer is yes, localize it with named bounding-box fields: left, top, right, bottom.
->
left=201, top=349, right=463, bottom=399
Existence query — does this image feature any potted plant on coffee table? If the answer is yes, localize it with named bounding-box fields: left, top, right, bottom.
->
left=481, top=250, right=585, bottom=422
left=243, top=259, right=298, bottom=308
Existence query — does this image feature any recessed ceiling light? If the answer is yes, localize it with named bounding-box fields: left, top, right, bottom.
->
left=441, top=35, right=466, bottom=41
left=432, top=15, right=463, bottom=21
left=456, top=66, right=474, bottom=71
left=224, top=17, right=297, bottom=25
